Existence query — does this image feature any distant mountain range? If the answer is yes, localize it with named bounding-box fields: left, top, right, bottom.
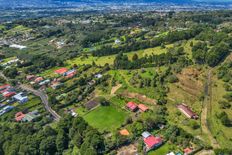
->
left=0, top=0, right=232, bottom=8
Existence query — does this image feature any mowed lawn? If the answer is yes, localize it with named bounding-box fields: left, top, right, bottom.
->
left=83, top=105, right=128, bottom=132
left=148, top=143, right=179, bottom=155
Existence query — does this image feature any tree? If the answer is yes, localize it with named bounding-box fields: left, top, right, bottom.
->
left=56, top=130, right=69, bottom=153
left=73, top=132, right=82, bottom=148
left=132, top=53, right=138, bottom=61
left=98, top=97, right=110, bottom=106
left=39, top=136, right=57, bottom=155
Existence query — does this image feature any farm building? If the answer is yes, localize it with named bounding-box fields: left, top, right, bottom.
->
left=13, top=92, right=28, bottom=104
left=142, top=131, right=163, bottom=151
left=54, top=68, right=68, bottom=75
left=119, top=129, right=130, bottom=136
left=126, top=102, right=138, bottom=112
left=138, top=104, right=149, bottom=112
left=177, top=104, right=198, bottom=119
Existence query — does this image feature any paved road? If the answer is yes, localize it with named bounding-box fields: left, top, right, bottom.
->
left=19, top=84, right=61, bottom=121
left=0, top=72, right=60, bottom=121
left=201, top=69, right=220, bottom=149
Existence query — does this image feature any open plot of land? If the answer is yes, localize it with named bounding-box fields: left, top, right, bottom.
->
left=83, top=105, right=128, bottom=132
left=207, top=77, right=232, bottom=149
left=67, top=45, right=171, bottom=66
left=108, top=68, right=166, bottom=99
left=166, top=67, right=205, bottom=137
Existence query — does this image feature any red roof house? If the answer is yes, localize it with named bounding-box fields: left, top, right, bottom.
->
left=0, top=84, right=10, bottom=91
left=34, top=77, right=43, bottom=83
left=15, top=112, right=25, bottom=122
left=126, top=102, right=138, bottom=112
left=143, top=135, right=163, bottom=151
left=3, top=91, right=16, bottom=98
left=138, top=104, right=149, bottom=112
left=54, top=68, right=68, bottom=75
left=184, top=147, right=193, bottom=155
left=177, top=104, right=198, bottom=119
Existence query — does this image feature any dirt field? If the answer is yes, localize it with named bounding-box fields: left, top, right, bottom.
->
left=111, top=84, right=122, bottom=95
left=117, top=143, right=138, bottom=155
left=119, top=91, right=156, bottom=105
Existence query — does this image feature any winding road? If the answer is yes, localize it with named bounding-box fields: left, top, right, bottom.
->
left=0, top=72, right=61, bottom=121
left=19, top=85, right=61, bottom=121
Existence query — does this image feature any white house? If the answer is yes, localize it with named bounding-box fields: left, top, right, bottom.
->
left=13, top=92, right=28, bottom=104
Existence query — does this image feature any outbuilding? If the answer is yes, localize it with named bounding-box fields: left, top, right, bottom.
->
left=126, top=101, right=138, bottom=112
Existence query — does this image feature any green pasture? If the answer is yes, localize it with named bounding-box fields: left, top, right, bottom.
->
left=83, top=104, right=128, bottom=132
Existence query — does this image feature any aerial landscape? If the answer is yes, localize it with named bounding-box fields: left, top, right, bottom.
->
left=0, top=0, right=232, bottom=155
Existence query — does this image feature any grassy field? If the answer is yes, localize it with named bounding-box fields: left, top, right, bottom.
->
left=207, top=76, right=232, bottom=149
left=83, top=104, right=128, bottom=132
left=5, top=25, right=32, bottom=36
left=67, top=45, right=171, bottom=66
left=0, top=25, right=5, bottom=31
left=108, top=67, right=167, bottom=99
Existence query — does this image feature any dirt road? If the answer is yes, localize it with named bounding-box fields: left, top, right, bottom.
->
left=201, top=69, right=220, bottom=148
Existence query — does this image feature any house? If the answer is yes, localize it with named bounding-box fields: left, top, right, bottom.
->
left=64, top=69, right=76, bottom=79
left=22, top=110, right=40, bottom=122
left=1, top=86, right=15, bottom=94
left=142, top=131, right=163, bottom=151
left=0, top=84, right=11, bottom=91
left=138, top=104, right=149, bottom=112
left=88, top=80, right=96, bottom=86
left=115, top=39, right=121, bottom=44
left=15, top=112, right=25, bottom=122
left=126, top=101, right=138, bottom=112
left=3, top=91, right=16, bottom=98
left=119, top=129, right=130, bottom=136
left=13, top=92, right=28, bottom=104
left=34, top=77, right=43, bottom=83
left=26, top=75, right=36, bottom=81
left=184, top=148, right=193, bottom=155
left=9, top=44, right=27, bottom=50
left=177, top=104, right=198, bottom=119
left=0, top=105, right=14, bottom=116
left=95, top=73, right=103, bottom=79
left=39, top=79, right=50, bottom=86
left=54, top=68, right=68, bottom=75
left=64, top=69, right=76, bottom=76
left=166, top=152, right=175, bottom=155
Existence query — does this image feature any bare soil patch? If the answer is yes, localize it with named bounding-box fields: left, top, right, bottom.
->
left=111, top=84, right=122, bottom=95
left=119, top=91, right=156, bottom=105
left=117, top=143, right=138, bottom=155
